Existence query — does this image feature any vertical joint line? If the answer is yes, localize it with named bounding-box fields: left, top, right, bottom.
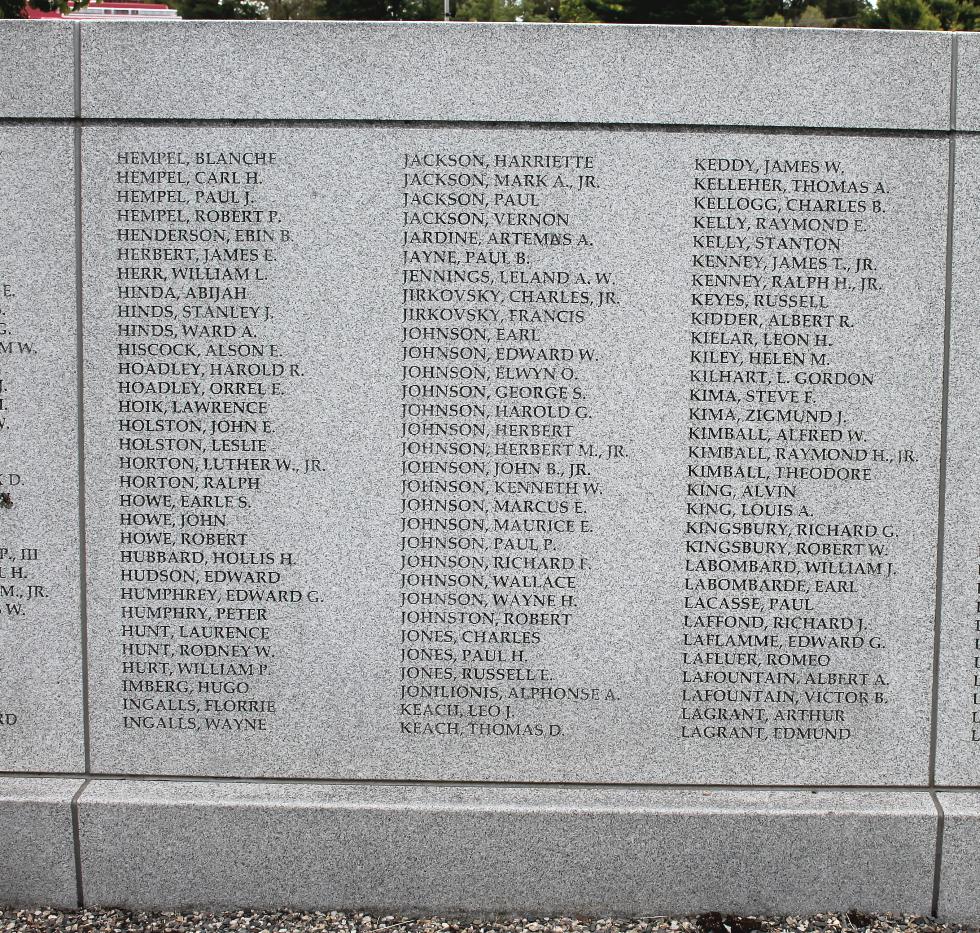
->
left=929, top=37, right=958, bottom=788
left=951, top=34, right=959, bottom=133
left=72, top=24, right=81, bottom=121
left=74, top=118, right=91, bottom=775
left=930, top=790, right=946, bottom=917
left=69, top=779, right=89, bottom=908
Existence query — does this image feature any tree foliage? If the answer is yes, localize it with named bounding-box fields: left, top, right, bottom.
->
left=312, top=0, right=931, bottom=29
left=581, top=0, right=876, bottom=23
left=0, top=0, right=85, bottom=17
left=913, top=0, right=979, bottom=26
left=451, top=0, right=595, bottom=20
left=756, top=0, right=868, bottom=25
left=266, top=0, right=318, bottom=18
left=0, top=0, right=967, bottom=47
left=314, top=0, right=439, bottom=19
left=864, top=0, right=940, bottom=27
left=818, top=0, right=869, bottom=24
left=575, top=0, right=979, bottom=27
left=583, top=0, right=736, bottom=24
left=177, top=0, right=267, bottom=17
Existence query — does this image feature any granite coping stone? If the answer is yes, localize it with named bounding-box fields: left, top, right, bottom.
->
left=0, top=22, right=75, bottom=119
left=956, top=34, right=980, bottom=131
left=0, top=777, right=82, bottom=908
left=78, top=780, right=937, bottom=915
left=77, top=22, right=953, bottom=129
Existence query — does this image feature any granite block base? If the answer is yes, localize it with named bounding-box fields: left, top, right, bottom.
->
left=0, top=778, right=82, bottom=908
left=74, top=780, right=937, bottom=917
left=934, top=793, right=980, bottom=920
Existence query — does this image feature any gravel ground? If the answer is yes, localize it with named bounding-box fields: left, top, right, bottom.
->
left=0, top=911, right=977, bottom=933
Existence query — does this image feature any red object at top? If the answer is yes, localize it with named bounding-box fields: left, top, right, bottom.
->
left=24, top=0, right=180, bottom=16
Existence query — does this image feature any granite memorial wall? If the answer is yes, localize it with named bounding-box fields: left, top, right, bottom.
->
left=1, top=18, right=979, bottom=917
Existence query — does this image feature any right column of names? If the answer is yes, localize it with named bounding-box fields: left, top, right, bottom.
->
left=681, top=151, right=916, bottom=750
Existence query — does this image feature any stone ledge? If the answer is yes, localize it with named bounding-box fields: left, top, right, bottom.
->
left=75, top=780, right=937, bottom=916
left=0, top=777, right=82, bottom=908
left=935, top=793, right=980, bottom=920
left=75, top=23, right=952, bottom=130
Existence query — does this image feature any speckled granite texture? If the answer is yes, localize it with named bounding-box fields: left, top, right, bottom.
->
left=78, top=23, right=953, bottom=129
left=76, top=781, right=938, bottom=916
left=0, top=19, right=978, bottom=923
left=0, top=23, right=74, bottom=118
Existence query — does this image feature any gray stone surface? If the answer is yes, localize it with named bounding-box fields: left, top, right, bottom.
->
left=0, top=22, right=973, bottom=919
left=936, top=134, right=980, bottom=786
left=77, top=780, right=937, bottom=915
left=956, top=34, right=980, bottom=131
left=82, top=124, right=946, bottom=785
left=0, top=125, right=85, bottom=773
left=0, top=22, right=75, bottom=119
left=936, top=793, right=980, bottom=919
left=79, top=23, right=952, bottom=130
left=0, top=777, right=81, bottom=908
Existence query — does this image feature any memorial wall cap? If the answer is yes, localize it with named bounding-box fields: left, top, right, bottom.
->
left=956, top=34, right=980, bottom=131
left=0, top=23, right=75, bottom=118
left=78, top=21, right=952, bottom=129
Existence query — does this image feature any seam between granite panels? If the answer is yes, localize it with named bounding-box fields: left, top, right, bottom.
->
left=72, top=23, right=80, bottom=121
left=12, top=119, right=973, bottom=136
left=70, top=779, right=89, bottom=908
left=27, top=117, right=956, bottom=137
left=61, top=777, right=942, bottom=813
left=930, top=790, right=946, bottom=916
left=64, top=797, right=935, bottom=823
left=0, top=771, right=958, bottom=793
left=0, top=118, right=78, bottom=125
left=73, top=115, right=91, bottom=775
left=928, top=45, right=958, bottom=787
left=951, top=34, right=959, bottom=133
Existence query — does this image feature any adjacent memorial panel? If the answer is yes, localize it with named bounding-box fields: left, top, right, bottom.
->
left=0, top=126, right=85, bottom=773
left=937, top=135, right=980, bottom=785
left=82, top=124, right=946, bottom=784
